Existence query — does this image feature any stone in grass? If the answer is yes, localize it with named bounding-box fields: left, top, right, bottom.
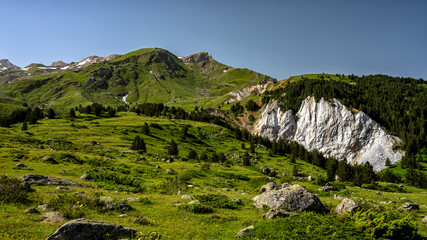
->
left=103, top=203, right=133, bottom=212
left=400, top=202, right=419, bottom=211
left=100, top=196, right=114, bottom=203
left=57, top=186, right=72, bottom=191
left=15, top=163, right=26, bottom=168
left=422, top=216, right=427, bottom=223
left=38, top=204, right=53, bottom=211
left=80, top=173, right=92, bottom=181
left=42, top=156, right=58, bottom=164
left=46, top=218, right=138, bottom=240
left=335, top=198, right=361, bottom=214
left=263, top=209, right=299, bottom=220
left=181, top=195, right=193, bottom=200
left=235, top=226, right=254, bottom=238
left=42, top=212, right=68, bottom=223
left=24, top=208, right=40, bottom=214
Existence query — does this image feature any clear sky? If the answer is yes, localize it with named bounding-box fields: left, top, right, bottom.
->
left=2, top=0, right=426, bottom=80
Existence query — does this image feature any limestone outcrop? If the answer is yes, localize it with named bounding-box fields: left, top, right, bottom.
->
left=252, top=97, right=403, bottom=171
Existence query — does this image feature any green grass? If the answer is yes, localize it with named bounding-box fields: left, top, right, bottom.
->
left=0, top=113, right=426, bottom=239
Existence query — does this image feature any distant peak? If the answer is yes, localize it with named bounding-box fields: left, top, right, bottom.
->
left=183, top=52, right=214, bottom=65
left=0, top=59, right=20, bottom=70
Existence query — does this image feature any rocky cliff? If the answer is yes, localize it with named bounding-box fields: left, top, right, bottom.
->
left=252, top=96, right=403, bottom=171
left=0, top=59, right=20, bottom=70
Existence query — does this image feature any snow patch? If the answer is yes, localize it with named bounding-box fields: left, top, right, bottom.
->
left=61, top=66, right=70, bottom=70
left=122, top=94, right=128, bottom=104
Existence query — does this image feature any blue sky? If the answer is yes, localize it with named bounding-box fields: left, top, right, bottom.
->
left=2, top=0, right=426, bottom=79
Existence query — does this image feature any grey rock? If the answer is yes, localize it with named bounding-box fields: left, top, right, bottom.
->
left=335, top=198, right=360, bottom=214
left=20, top=174, right=86, bottom=187
left=38, top=204, right=53, bottom=211
left=42, top=156, right=58, bottom=164
left=89, top=140, right=98, bottom=145
left=235, top=226, right=254, bottom=238
left=263, top=209, right=299, bottom=220
left=319, top=184, right=338, bottom=192
left=181, top=195, right=193, bottom=200
left=188, top=200, right=201, bottom=205
left=401, top=202, right=419, bottom=211
left=252, top=97, right=404, bottom=172
left=57, top=186, right=72, bottom=191
left=42, top=212, right=67, bottom=223
left=118, top=214, right=128, bottom=218
left=45, top=218, right=138, bottom=240
left=252, top=184, right=326, bottom=213
left=123, top=197, right=140, bottom=202
left=15, top=163, right=26, bottom=168
left=100, top=196, right=114, bottom=203
left=401, top=197, right=408, bottom=200
left=24, top=208, right=40, bottom=214
left=422, top=216, right=427, bottom=223
left=80, top=173, right=92, bottom=181
left=231, top=198, right=243, bottom=204
left=308, top=176, right=314, bottom=181
left=104, top=203, right=133, bottom=212
left=260, top=182, right=280, bottom=192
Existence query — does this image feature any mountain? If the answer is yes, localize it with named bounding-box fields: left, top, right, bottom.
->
left=0, top=48, right=275, bottom=109
left=0, top=59, right=19, bottom=70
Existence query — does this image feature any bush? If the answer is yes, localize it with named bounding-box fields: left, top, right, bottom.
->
left=242, top=210, right=420, bottom=239
left=0, top=175, right=32, bottom=203
left=158, top=177, right=187, bottom=195
left=87, top=170, right=145, bottom=192
left=49, top=193, right=105, bottom=219
left=194, top=194, right=237, bottom=209
left=179, top=204, right=213, bottom=214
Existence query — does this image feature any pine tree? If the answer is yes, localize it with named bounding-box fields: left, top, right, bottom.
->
left=143, top=122, right=150, bottom=135
left=47, top=108, right=55, bottom=119
left=131, top=135, right=146, bottom=152
left=188, top=149, right=197, bottom=160
left=290, top=155, right=296, bottom=164
left=385, top=158, right=391, bottom=167
left=168, top=139, right=178, bottom=156
left=292, top=165, right=298, bottom=176
left=21, top=121, right=28, bottom=131
left=69, top=109, right=76, bottom=118
left=243, top=152, right=251, bottom=166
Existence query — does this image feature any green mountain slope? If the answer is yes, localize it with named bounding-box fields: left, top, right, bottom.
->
left=0, top=48, right=275, bottom=111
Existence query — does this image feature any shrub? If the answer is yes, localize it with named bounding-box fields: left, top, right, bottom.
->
left=0, top=175, right=32, bottom=203
left=158, top=177, right=187, bottom=195
left=242, top=210, right=419, bottom=239
left=48, top=193, right=105, bottom=219
left=194, top=194, right=237, bottom=209
left=178, top=204, right=213, bottom=214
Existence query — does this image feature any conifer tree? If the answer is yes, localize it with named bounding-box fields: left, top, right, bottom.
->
left=69, top=108, right=76, bottom=118
left=143, top=122, right=150, bottom=135
left=131, top=135, right=146, bottom=152
left=168, top=139, right=178, bottom=156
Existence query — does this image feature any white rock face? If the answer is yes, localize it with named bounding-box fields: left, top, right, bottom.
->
left=225, top=84, right=273, bottom=104
left=253, top=96, right=403, bottom=171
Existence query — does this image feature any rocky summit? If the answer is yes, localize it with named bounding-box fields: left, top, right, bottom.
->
left=0, top=59, right=20, bottom=70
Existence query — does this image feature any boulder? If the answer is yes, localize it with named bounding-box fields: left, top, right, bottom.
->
left=46, top=218, right=138, bottom=240
left=252, top=184, right=326, bottom=213
left=235, top=226, right=254, bottom=238
left=42, top=212, right=68, bottom=223
left=24, top=208, right=40, bottom=214
left=263, top=209, right=299, bottom=220
left=57, top=186, right=72, bottom=191
left=422, top=216, right=427, bottom=223
left=103, top=203, right=133, bottom=212
left=259, top=182, right=280, bottom=192
left=400, top=202, right=419, bottom=211
left=80, top=173, right=92, bottom=181
left=15, top=163, right=26, bottom=168
left=100, top=196, right=114, bottom=203
left=335, top=198, right=360, bottom=214
left=319, top=183, right=338, bottom=192
left=42, top=156, right=58, bottom=164
left=20, top=174, right=86, bottom=187
left=181, top=195, right=193, bottom=200
left=38, top=204, right=53, bottom=211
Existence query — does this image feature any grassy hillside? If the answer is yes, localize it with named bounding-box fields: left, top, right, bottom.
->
left=0, top=48, right=274, bottom=111
left=0, top=111, right=426, bottom=239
